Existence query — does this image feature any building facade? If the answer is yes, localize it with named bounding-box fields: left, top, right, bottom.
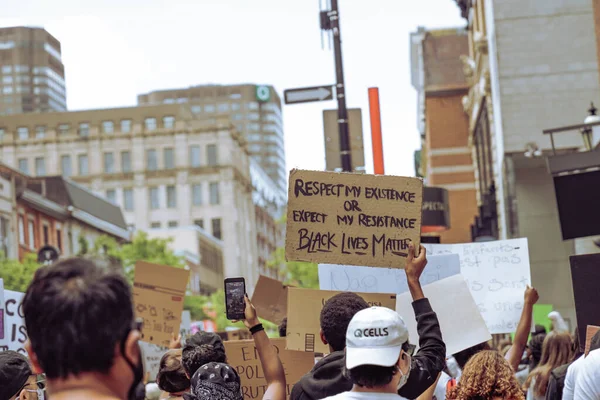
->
left=0, top=26, right=67, bottom=115
left=0, top=104, right=260, bottom=288
left=454, top=0, right=600, bottom=322
left=137, top=84, right=286, bottom=191
left=411, top=27, right=478, bottom=244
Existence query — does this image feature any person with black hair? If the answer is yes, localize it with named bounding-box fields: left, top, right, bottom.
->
left=156, top=349, right=190, bottom=400
left=0, top=351, right=44, bottom=400
left=291, top=243, right=446, bottom=400
left=279, top=317, right=287, bottom=338
left=182, top=344, right=228, bottom=378
left=22, top=257, right=144, bottom=400
left=560, top=329, right=600, bottom=400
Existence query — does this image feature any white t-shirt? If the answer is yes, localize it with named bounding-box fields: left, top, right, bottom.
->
left=323, top=391, right=408, bottom=400
left=562, top=356, right=584, bottom=400
left=574, top=349, right=600, bottom=400
left=433, top=371, right=454, bottom=400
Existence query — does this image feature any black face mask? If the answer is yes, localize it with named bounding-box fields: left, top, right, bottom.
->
left=121, top=319, right=145, bottom=400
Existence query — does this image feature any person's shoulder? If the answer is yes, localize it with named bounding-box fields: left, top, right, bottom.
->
left=321, top=392, right=350, bottom=400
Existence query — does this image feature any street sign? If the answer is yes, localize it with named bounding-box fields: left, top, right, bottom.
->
left=284, top=85, right=334, bottom=105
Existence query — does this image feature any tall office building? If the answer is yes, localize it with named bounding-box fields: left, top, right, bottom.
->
left=138, top=84, right=286, bottom=190
left=0, top=26, right=67, bottom=115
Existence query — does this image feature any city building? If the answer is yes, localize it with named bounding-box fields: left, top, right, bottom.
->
left=0, top=163, right=129, bottom=261
left=137, top=84, right=286, bottom=191
left=452, top=0, right=600, bottom=321
left=0, top=26, right=67, bottom=115
left=0, top=104, right=260, bottom=289
left=146, top=226, right=224, bottom=295
left=411, top=27, right=478, bottom=244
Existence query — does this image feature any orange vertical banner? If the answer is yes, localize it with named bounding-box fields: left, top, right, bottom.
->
left=368, top=87, right=384, bottom=175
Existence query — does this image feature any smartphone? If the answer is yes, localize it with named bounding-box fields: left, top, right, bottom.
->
left=224, top=277, right=246, bottom=320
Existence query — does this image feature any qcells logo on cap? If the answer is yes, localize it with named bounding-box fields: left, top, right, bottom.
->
left=354, top=327, right=389, bottom=338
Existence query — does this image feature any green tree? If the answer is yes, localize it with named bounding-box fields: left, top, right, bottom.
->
left=0, top=253, right=42, bottom=292
left=268, top=247, right=319, bottom=289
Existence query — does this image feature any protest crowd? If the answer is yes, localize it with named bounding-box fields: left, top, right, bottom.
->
left=1, top=241, right=600, bottom=400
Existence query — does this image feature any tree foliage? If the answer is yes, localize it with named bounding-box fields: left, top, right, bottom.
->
left=0, top=253, right=41, bottom=292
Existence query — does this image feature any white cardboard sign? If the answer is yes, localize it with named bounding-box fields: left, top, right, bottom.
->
left=0, top=290, right=27, bottom=354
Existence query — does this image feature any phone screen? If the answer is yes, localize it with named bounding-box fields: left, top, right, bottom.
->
left=225, top=279, right=245, bottom=320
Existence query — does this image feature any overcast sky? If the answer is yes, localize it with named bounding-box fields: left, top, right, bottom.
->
left=1, top=0, right=465, bottom=178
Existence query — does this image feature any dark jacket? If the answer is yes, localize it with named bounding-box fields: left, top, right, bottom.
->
left=545, top=363, right=571, bottom=400
left=290, top=298, right=446, bottom=400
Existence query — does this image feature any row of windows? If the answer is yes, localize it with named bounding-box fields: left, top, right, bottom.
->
left=105, top=182, right=221, bottom=212
left=17, top=215, right=63, bottom=252
left=10, top=116, right=175, bottom=141
left=148, top=218, right=222, bottom=240
left=16, top=144, right=220, bottom=177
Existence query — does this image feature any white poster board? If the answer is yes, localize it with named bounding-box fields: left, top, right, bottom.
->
left=396, top=274, right=491, bottom=355
left=0, top=290, right=27, bottom=354
left=424, top=238, right=531, bottom=334
left=180, top=310, right=192, bottom=344
left=318, top=254, right=460, bottom=294
left=140, top=341, right=167, bottom=381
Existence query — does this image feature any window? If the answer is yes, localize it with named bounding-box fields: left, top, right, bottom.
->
left=3, top=87, right=13, bottom=94
left=121, top=119, right=132, bottom=133
left=190, top=145, right=201, bottom=167
left=61, top=155, right=72, bottom=177
left=194, top=219, right=204, bottom=229
left=163, top=116, right=175, bottom=129
left=247, top=113, right=260, bottom=121
left=58, top=123, right=70, bottom=135
left=123, top=189, right=134, bottom=211
left=191, top=105, right=202, bottom=114
left=35, top=125, right=46, bottom=139
left=35, top=157, right=46, bottom=176
left=166, top=185, right=177, bottom=208
left=28, top=220, right=35, bottom=249
left=232, top=113, right=243, bottom=121
left=78, top=154, right=89, bottom=176
left=247, top=123, right=260, bottom=131
left=204, top=104, right=216, bottom=113
left=106, top=189, right=116, bottom=203
left=211, top=218, right=222, bottom=240
left=18, top=216, right=25, bottom=245
left=149, top=187, right=160, bottom=210
left=209, top=182, right=220, bottom=205
left=168, top=221, right=178, bottom=228
left=79, top=123, right=90, bottom=137
left=144, top=117, right=157, bottom=131
left=43, top=225, right=49, bottom=245
left=56, top=228, right=62, bottom=253
left=18, top=158, right=29, bottom=174
left=2, top=76, right=12, bottom=84
left=104, top=152, right=115, bottom=173
left=0, top=128, right=4, bottom=141
left=164, top=148, right=175, bottom=169
left=150, top=222, right=161, bottom=229
left=207, top=144, right=218, bottom=166
left=1, top=65, right=11, bottom=74
left=247, top=102, right=259, bottom=110
left=231, top=103, right=241, bottom=111
left=147, top=149, right=158, bottom=171
left=17, top=127, right=29, bottom=140
left=192, top=184, right=202, bottom=206
left=121, top=151, right=132, bottom=173
left=102, top=121, right=114, bottom=134
left=218, top=103, right=229, bottom=112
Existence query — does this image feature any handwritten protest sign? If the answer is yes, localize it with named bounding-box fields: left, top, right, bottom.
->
left=396, top=274, right=491, bottom=355
left=0, top=290, right=27, bottom=354
left=285, top=169, right=423, bottom=268
left=140, top=341, right=167, bottom=381
left=224, top=338, right=314, bottom=400
left=286, top=287, right=396, bottom=353
left=423, top=238, right=531, bottom=334
left=251, top=275, right=288, bottom=324
left=318, top=253, right=460, bottom=294
left=133, top=261, right=190, bottom=346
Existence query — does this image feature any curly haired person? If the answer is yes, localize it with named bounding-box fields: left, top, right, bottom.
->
left=447, top=351, right=525, bottom=400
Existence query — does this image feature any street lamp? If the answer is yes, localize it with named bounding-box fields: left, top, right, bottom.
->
left=581, top=102, right=600, bottom=151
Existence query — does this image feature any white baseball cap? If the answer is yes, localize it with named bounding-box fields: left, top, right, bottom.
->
left=345, top=307, right=409, bottom=370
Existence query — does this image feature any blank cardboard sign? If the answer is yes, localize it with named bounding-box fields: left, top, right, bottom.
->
left=133, top=261, right=190, bottom=346
left=286, top=287, right=396, bottom=353
left=251, top=275, right=288, bottom=324
left=570, top=253, right=600, bottom=352
left=286, top=169, right=423, bottom=268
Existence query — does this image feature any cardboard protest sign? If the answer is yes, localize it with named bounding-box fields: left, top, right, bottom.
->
left=0, top=290, right=27, bottom=354
left=396, top=274, right=491, bottom=355
left=570, top=253, right=600, bottom=352
left=585, top=325, right=600, bottom=356
left=286, top=287, right=396, bottom=353
left=318, top=253, right=460, bottom=294
left=139, top=341, right=167, bottom=381
left=286, top=169, right=423, bottom=268
left=424, top=238, right=531, bottom=334
left=133, top=261, right=190, bottom=346
left=251, top=275, right=288, bottom=324
left=224, top=338, right=314, bottom=399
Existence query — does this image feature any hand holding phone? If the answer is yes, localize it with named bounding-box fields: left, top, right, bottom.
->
left=224, top=277, right=246, bottom=320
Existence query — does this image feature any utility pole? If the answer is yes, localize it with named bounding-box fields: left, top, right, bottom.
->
left=322, top=0, right=352, bottom=172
